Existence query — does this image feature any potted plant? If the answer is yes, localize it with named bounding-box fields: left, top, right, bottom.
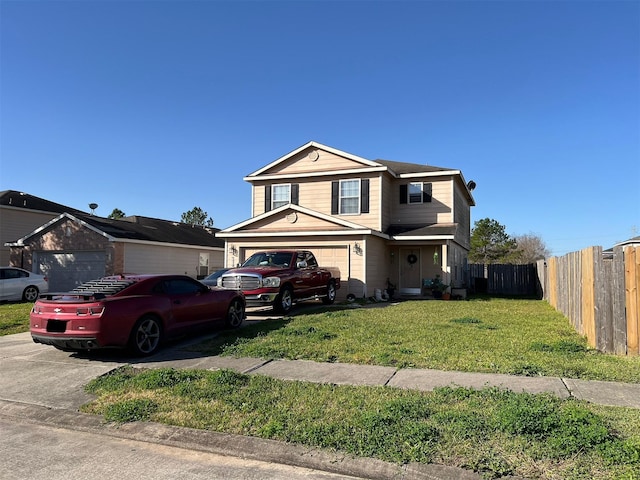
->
left=430, top=275, right=449, bottom=299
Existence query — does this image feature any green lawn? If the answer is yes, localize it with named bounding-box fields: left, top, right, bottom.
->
left=84, top=366, right=640, bottom=479
left=194, top=298, right=640, bottom=383
left=5, top=298, right=640, bottom=478
left=0, top=302, right=32, bottom=336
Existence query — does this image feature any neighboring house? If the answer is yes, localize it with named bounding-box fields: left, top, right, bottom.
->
left=7, top=212, right=224, bottom=292
left=217, top=141, right=476, bottom=299
left=604, top=235, right=640, bottom=259
left=615, top=236, right=640, bottom=248
left=0, top=190, right=86, bottom=266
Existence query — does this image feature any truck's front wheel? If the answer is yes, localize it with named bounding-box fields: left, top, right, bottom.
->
left=275, top=286, right=293, bottom=314
left=322, top=280, right=337, bottom=305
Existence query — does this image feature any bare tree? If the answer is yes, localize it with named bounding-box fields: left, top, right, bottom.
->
left=512, top=233, right=550, bottom=264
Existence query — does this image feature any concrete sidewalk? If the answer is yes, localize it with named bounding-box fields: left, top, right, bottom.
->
left=143, top=351, right=640, bottom=409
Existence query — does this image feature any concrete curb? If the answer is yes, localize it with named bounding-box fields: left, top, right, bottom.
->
left=0, top=399, right=490, bottom=480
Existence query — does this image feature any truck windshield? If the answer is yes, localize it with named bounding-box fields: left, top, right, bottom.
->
left=242, top=252, right=292, bottom=268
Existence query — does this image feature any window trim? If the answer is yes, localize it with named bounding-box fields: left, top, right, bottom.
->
left=271, top=183, right=291, bottom=210
left=401, top=182, right=433, bottom=204
left=339, top=179, right=361, bottom=215
left=408, top=182, right=424, bottom=204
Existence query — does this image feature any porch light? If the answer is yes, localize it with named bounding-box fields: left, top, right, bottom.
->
left=353, top=243, right=363, bottom=255
left=433, top=251, right=439, bottom=264
left=229, top=246, right=238, bottom=256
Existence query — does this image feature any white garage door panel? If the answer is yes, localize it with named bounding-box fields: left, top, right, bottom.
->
left=36, top=252, right=106, bottom=292
left=312, top=247, right=349, bottom=280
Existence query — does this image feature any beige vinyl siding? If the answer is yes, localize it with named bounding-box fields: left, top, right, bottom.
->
left=123, top=243, right=222, bottom=278
left=453, top=183, right=471, bottom=249
left=245, top=209, right=344, bottom=232
left=389, top=177, right=454, bottom=225
left=448, top=242, right=468, bottom=288
left=253, top=176, right=382, bottom=230
left=380, top=175, right=394, bottom=231
left=364, top=236, right=391, bottom=296
left=264, top=148, right=368, bottom=175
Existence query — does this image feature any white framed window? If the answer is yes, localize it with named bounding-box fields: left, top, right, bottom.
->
left=198, top=252, right=209, bottom=278
left=272, top=184, right=291, bottom=209
left=408, top=182, right=423, bottom=204
left=407, top=182, right=432, bottom=204
left=340, top=179, right=360, bottom=214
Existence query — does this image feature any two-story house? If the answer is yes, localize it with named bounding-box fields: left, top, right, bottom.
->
left=217, top=141, right=475, bottom=299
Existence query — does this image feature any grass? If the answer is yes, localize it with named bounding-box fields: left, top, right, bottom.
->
left=193, top=298, right=640, bottom=383
left=0, top=302, right=32, bottom=336
left=83, top=366, right=640, bottom=479
left=5, top=297, right=640, bottom=477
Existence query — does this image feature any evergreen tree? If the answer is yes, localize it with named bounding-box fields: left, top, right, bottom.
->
left=468, top=218, right=517, bottom=264
left=181, top=206, right=214, bottom=227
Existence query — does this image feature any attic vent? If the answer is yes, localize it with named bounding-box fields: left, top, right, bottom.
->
left=308, top=150, right=319, bottom=161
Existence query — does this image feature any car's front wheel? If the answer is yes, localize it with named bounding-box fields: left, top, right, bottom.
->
left=23, top=286, right=39, bottom=302
left=129, top=315, right=162, bottom=356
left=226, top=298, right=244, bottom=328
left=274, top=286, right=293, bottom=314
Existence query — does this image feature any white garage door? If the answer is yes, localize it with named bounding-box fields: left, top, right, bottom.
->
left=311, top=247, right=349, bottom=281
left=35, top=251, right=106, bottom=292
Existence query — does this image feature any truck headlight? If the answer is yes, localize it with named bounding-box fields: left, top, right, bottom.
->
left=262, top=277, right=281, bottom=288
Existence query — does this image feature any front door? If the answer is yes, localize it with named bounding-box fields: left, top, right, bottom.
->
left=399, top=249, right=421, bottom=295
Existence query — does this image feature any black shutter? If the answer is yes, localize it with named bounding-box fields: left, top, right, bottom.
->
left=291, top=184, right=299, bottom=205
left=331, top=181, right=339, bottom=214
left=423, top=183, right=432, bottom=203
left=264, top=186, right=271, bottom=212
left=360, top=179, right=370, bottom=213
left=400, top=184, right=407, bottom=204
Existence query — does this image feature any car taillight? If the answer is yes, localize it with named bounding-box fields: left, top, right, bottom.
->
left=76, top=306, right=105, bottom=316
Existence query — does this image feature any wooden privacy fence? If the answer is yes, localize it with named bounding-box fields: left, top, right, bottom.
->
left=537, top=246, right=640, bottom=355
left=467, top=263, right=538, bottom=296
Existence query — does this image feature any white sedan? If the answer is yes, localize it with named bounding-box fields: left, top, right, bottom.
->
left=0, top=267, right=49, bottom=302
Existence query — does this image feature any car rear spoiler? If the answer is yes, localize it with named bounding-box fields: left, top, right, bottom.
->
left=38, top=292, right=108, bottom=301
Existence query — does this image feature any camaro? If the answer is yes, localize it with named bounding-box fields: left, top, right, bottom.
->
left=30, top=274, right=245, bottom=356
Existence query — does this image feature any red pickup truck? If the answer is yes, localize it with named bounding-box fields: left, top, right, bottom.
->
left=218, top=250, right=340, bottom=313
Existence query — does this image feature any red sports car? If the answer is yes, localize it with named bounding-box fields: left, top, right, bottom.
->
left=30, top=274, right=245, bottom=356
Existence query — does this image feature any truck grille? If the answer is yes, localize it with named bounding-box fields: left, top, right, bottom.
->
left=220, top=274, right=261, bottom=290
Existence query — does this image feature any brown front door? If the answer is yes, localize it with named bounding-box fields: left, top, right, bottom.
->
left=399, top=249, right=421, bottom=295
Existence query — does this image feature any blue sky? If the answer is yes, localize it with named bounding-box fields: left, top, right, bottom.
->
left=1, top=0, right=638, bottom=256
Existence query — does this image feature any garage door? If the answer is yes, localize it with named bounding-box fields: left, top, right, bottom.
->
left=311, top=247, right=349, bottom=281
left=35, top=251, right=106, bottom=292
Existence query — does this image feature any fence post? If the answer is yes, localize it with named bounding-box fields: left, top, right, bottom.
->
left=581, top=247, right=597, bottom=348
left=612, top=246, right=627, bottom=355
left=626, top=247, right=640, bottom=355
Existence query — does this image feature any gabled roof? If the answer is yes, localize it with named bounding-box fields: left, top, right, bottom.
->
left=241, top=142, right=475, bottom=205
left=218, top=204, right=386, bottom=238
left=246, top=141, right=380, bottom=178
left=0, top=190, right=86, bottom=215
left=613, top=236, right=640, bottom=248
left=374, top=159, right=454, bottom=176
left=8, top=212, right=224, bottom=249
